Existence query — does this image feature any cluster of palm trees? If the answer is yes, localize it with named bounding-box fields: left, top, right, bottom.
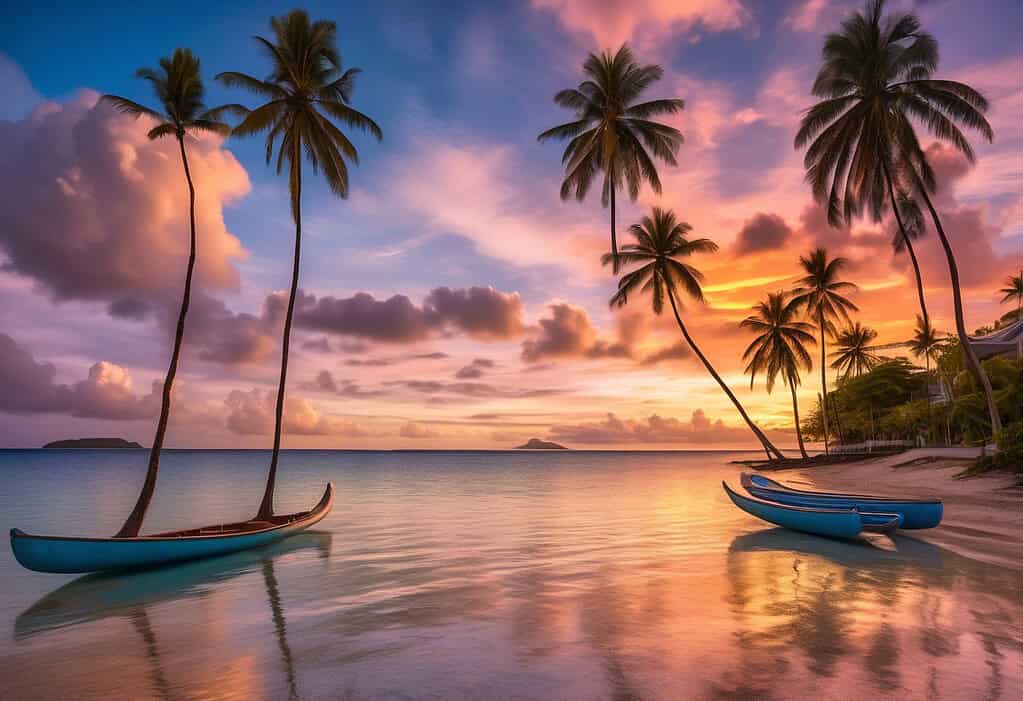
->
left=102, top=10, right=380, bottom=537
left=540, top=0, right=1002, bottom=460
left=739, top=249, right=862, bottom=458
left=101, top=0, right=1008, bottom=533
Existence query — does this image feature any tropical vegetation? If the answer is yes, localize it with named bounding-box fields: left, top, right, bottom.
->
left=795, top=0, right=1000, bottom=436
left=830, top=322, right=882, bottom=380
left=790, top=248, right=858, bottom=454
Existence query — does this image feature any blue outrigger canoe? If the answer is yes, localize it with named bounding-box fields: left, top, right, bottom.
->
left=10, top=483, right=333, bottom=574
left=723, top=481, right=902, bottom=539
left=741, top=473, right=942, bottom=529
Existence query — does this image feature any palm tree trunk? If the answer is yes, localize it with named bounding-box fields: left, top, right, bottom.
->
left=667, top=288, right=785, bottom=461
left=115, top=134, right=196, bottom=538
left=818, top=309, right=830, bottom=455
left=882, top=158, right=929, bottom=328
left=914, top=182, right=1002, bottom=436
left=257, top=158, right=303, bottom=520
left=789, top=380, right=809, bottom=459
left=609, top=174, right=619, bottom=273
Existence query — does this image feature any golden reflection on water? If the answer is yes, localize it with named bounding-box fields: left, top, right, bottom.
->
left=2, top=451, right=1022, bottom=700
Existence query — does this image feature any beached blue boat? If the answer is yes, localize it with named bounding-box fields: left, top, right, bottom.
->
left=10, top=483, right=333, bottom=574
left=723, top=481, right=902, bottom=539
left=741, top=473, right=942, bottom=529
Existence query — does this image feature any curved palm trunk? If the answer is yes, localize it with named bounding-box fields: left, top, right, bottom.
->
left=818, top=309, right=830, bottom=456
left=115, top=135, right=196, bottom=538
left=667, top=288, right=785, bottom=461
left=789, top=380, right=809, bottom=459
left=915, top=183, right=1002, bottom=437
left=258, top=160, right=302, bottom=520
left=882, top=158, right=929, bottom=328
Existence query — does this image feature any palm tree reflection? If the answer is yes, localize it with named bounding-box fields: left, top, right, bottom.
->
left=263, top=558, right=298, bottom=701
left=723, top=528, right=1023, bottom=697
left=16, top=532, right=331, bottom=700
left=129, top=608, right=175, bottom=701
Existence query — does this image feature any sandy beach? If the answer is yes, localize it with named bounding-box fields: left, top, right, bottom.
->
left=770, top=449, right=1023, bottom=570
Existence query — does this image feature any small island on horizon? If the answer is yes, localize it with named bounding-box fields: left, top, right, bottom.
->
left=515, top=438, right=568, bottom=450
left=43, top=438, right=145, bottom=449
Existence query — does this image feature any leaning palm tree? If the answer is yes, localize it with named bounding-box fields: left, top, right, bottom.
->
left=217, top=10, right=381, bottom=520
left=797, top=0, right=1000, bottom=434
left=608, top=208, right=785, bottom=461
left=538, top=44, right=684, bottom=271
left=741, top=293, right=817, bottom=458
left=999, top=273, right=1023, bottom=322
left=101, top=49, right=233, bottom=538
left=889, top=188, right=930, bottom=327
left=790, top=248, right=858, bottom=455
left=830, top=322, right=882, bottom=380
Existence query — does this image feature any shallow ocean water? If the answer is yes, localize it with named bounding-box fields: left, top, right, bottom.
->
left=1, top=449, right=1020, bottom=700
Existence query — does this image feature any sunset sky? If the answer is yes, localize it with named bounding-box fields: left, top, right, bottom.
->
left=1, top=0, right=1021, bottom=449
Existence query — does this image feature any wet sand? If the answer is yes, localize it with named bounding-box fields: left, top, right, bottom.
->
left=772, top=450, right=1023, bottom=570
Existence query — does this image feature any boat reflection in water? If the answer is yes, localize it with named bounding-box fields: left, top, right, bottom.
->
left=717, top=528, right=1020, bottom=700
left=14, top=532, right=331, bottom=701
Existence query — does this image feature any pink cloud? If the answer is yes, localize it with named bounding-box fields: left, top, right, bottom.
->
left=0, top=91, right=249, bottom=317
left=521, top=302, right=637, bottom=362
left=391, top=139, right=608, bottom=275
left=548, top=408, right=777, bottom=445
left=782, top=0, right=833, bottom=33
left=0, top=332, right=160, bottom=419
left=224, top=388, right=366, bottom=436
left=399, top=421, right=438, bottom=439
left=531, top=0, right=753, bottom=48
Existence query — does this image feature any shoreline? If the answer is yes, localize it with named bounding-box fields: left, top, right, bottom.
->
left=760, top=451, right=1023, bottom=570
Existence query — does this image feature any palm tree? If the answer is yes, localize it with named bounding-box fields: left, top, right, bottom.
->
left=907, top=313, right=945, bottom=445
left=797, top=0, right=1000, bottom=435
left=791, top=248, right=858, bottom=454
left=538, top=45, right=685, bottom=271
left=830, top=322, right=882, bottom=380
left=999, top=273, right=1023, bottom=322
left=101, top=49, right=232, bottom=538
left=889, top=188, right=930, bottom=327
left=741, top=293, right=817, bottom=458
left=907, top=314, right=943, bottom=373
left=794, top=3, right=937, bottom=329
left=217, top=10, right=382, bottom=520
left=608, top=208, right=785, bottom=461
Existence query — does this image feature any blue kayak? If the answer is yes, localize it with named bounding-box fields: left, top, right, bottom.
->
left=741, top=473, right=942, bottom=529
left=723, top=480, right=902, bottom=540
left=10, top=483, right=333, bottom=574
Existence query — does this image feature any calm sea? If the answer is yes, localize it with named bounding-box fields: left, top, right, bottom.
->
left=0, top=449, right=1020, bottom=700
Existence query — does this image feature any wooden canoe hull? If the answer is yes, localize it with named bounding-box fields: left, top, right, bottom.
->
left=723, top=481, right=901, bottom=540
left=10, top=484, right=333, bottom=574
left=743, top=473, right=942, bottom=529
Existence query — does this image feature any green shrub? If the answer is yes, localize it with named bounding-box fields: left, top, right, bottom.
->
left=961, top=419, right=1023, bottom=476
